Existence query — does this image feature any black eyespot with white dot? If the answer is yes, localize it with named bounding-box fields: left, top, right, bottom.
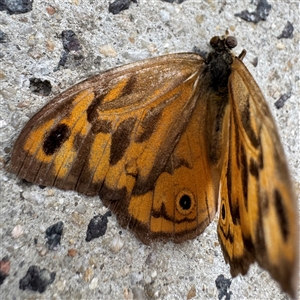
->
left=179, top=195, right=192, bottom=210
left=176, top=191, right=195, bottom=215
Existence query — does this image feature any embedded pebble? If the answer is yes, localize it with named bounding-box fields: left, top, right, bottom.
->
left=187, top=285, right=196, bottom=299
left=27, top=34, right=37, bottom=46
left=276, top=42, right=285, bottom=50
left=35, top=32, right=45, bottom=43
left=144, top=275, right=151, bottom=284
left=130, top=271, right=143, bottom=285
left=122, top=50, right=149, bottom=61
left=67, top=248, right=77, bottom=257
left=144, top=282, right=159, bottom=299
left=11, top=224, right=23, bottom=239
left=1, top=175, right=9, bottom=183
left=71, top=211, right=85, bottom=226
left=39, top=224, right=47, bottom=233
left=132, top=287, right=147, bottom=300
left=145, top=252, right=157, bottom=265
left=88, top=256, right=98, bottom=267
left=22, top=191, right=44, bottom=204
left=61, top=30, right=81, bottom=52
left=109, top=234, right=124, bottom=254
left=36, top=244, right=48, bottom=256
left=19, top=266, right=56, bottom=293
left=125, top=253, right=132, bottom=264
left=99, top=44, right=117, bottom=57
left=159, top=10, right=170, bottom=23
left=46, top=40, right=55, bottom=51
left=278, top=21, right=294, bottom=39
left=74, top=203, right=87, bottom=214
left=86, top=212, right=111, bottom=242
left=56, top=279, right=66, bottom=291
left=120, top=266, right=130, bottom=277
left=45, top=221, right=64, bottom=250
left=0, top=257, right=10, bottom=285
left=0, top=120, right=7, bottom=129
left=84, top=267, right=93, bottom=282
left=46, top=6, right=56, bottom=15
left=89, top=277, right=98, bottom=290
left=0, top=30, right=8, bottom=43
left=28, top=47, right=44, bottom=59
left=11, top=111, right=22, bottom=128
left=123, top=287, right=131, bottom=300
left=151, top=270, right=157, bottom=279
left=109, top=0, right=132, bottom=15
left=1, top=87, right=17, bottom=99
left=1, top=1, right=30, bottom=14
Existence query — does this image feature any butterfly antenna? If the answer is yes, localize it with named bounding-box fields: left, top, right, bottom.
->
left=238, top=50, right=247, bottom=60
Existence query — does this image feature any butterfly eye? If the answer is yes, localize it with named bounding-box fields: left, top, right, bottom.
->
left=225, top=36, right=237, bottom=49
left=209, top=36, right=220, bottom=48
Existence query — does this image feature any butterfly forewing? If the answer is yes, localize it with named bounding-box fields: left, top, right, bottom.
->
left=9, top=53, right=204, bottom=195
left=217, top=57, right=298, bottom=298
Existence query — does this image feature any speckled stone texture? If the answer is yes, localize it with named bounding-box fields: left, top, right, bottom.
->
left=0, top=0, right=299, bottom=299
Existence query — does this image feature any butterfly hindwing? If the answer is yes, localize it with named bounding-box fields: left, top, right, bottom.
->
left=126, top=83, right=221, bottom=243
left=217, top=57, right=298, bottom=298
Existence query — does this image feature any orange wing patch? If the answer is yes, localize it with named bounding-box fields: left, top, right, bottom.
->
left=127, top=88, right=220, bottom=243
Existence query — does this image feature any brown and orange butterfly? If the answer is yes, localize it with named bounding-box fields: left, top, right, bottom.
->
left=8, top=34, right=298, bottom=298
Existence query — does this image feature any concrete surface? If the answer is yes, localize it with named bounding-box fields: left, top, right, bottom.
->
left=0, top=0, right=299, bottom=299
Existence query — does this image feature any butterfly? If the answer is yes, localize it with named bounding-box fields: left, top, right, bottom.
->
left=8, top=33, right=298, bottom=298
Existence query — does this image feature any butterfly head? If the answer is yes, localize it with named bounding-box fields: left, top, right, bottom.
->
left=209, top=35, right=237, bottom=52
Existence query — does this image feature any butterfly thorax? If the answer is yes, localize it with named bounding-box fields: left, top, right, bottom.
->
left=206, top=36, right=236, bottom=91
left=200, top=36, right=237, bottom=166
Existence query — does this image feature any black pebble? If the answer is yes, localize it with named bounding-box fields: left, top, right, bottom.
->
left=277, top=21, right=294, bottom=39
left=215, top=274, right=232, bottom=300
left=19, top=265, right=56, bottom=293
left=29, top=78, right=52, bottom=96
left=45, top=221, right=64, bottom=250
left=274, top=92, right=292, bottom=109
left=109, top=0, right=137, bottom=15
left=86, top=211, right=112, bottom=242
left=235, top=0, right=271, bottom=23
left=0, top=0, right=33, bottom=15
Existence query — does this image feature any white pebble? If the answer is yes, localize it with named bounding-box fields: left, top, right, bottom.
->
left=109, top=235, right=124, bottom=254
left=99, top=44, right=117, bottom=57
left=130, top=272, right=143, bottom=285
left=276, top=42, right=285, bottom=50
left=12, top=224, right=23, bottom=238
left=151, top=270, right=157, bottom=279
left=89, top=277, right=98, bottom=290
left=122, top=50, right=149, bottom=61
left=0, top=120, right=7, bottom=128
left=159, top=9, right=170, bottom=23
left=56, top=279, right=66, bottom=291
